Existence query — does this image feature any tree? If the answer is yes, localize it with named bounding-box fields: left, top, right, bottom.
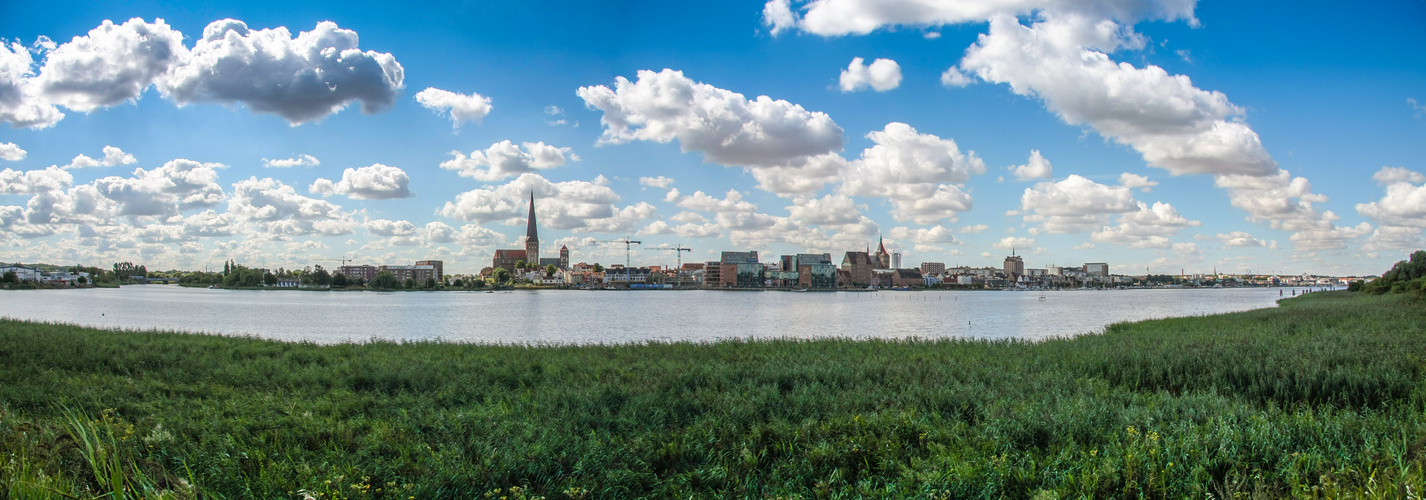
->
left=1, top=270, right=15, bottom=284
left=76, top=275, right=87, bottom=285
left=492, top=267, right=511, bottom=285
left=332, top=273, right=348, bottom=287
left=515, top=260, right=527, bottom=271
left=545, top=264, right=557, bottom=277
left=592, top=263, right=604, bottom=273
left=404, top=278, right=417, bottom=289
left=264, top=272, right=278, bottom=286
left=471, top=277, right=486, bottom=288
left=311, top=265, right=332, bottom=287
left=424, top=277, right=436, bottom=289
left=370, top=271, right=399, bottom=289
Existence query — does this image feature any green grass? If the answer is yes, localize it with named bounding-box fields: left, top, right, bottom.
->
left=2, top=291, right=1424, bottom=499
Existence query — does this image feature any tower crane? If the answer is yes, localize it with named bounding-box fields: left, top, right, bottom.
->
left=597, top=237, right=642, bottom=269
left=656, top=245, right=693, bottom=287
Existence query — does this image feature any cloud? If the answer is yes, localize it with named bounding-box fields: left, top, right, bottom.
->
left=1019, top=174, right=1136, bottom=234
left=438, top=173, right=655, bottom=233
left=1372, top=166, right=1426, bottom=186
left=439, top=140, right=577, bottom=181
left=958, top=224, right=988, bottom=234
left=674, top=189, right=758, bottom=214
left=228, top=176, right=357, bottom=237
left=0, top=42, right=64, bottom=128
left=0, top=166, right=73, bottom=194
left=1357, top=167, right=1426, bottom=253
left=1118, top=172, right=1157, bottom=191
left=1008, top=149, right=1051, bottom=180
left=639, top=176, right=674, bottom=188
left=889, top=225, right=960, bottom=247
left=32, top=18, right=187, bottom=112
left=415, top=87, right=492, bottom=128
left=0, top=142, right=25, bottom=161
left=424, top=221, right=457, bottom=244
left=1411, top=98, right=1424, bottom=118
left=761, top=0, right=1197, bottom=37
left=166, top=19, right=405, bottom=124
left=993, top=236, right=1036, bottom=251
left=4, top=18, right=405, bottom=128
left=1217, top=230, right=1268, bottom=248
left=91, top=159, right=226, bottom=217
left=262, top=154, right=320, bottom=168
left=1090, top=201, right=1200, bottom=245
left=577, top=68, right=844, bottom=167
left=785, top=193, right=866, bottom=226
left=940, top=67, right=974, bottom=88
left=63, top=145, right=136, bottom=169
left=840, top=122, right=985, bottom=223
left=957, top=13, right=1275, bottom=178
left=365, top=218, right=416, bottom=237
left=839, top=57, right=902, bottom=92
left=311, top=164, right=413, bottom=200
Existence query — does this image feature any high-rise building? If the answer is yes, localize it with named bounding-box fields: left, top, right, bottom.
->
left=414, top=260, right=443, bottom=280
left=1004, top=254, right=1025, bottom=277
left=892, top=252, right=902, bottom=270
left=1084, top=262, right=1109, bottom=277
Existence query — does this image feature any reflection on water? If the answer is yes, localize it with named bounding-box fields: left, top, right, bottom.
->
left=0, top=286, right=1293, bottom=345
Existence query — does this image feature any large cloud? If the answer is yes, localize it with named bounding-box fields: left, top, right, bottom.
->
left=577, top=68, right=844, bottom=167
left=763, top=0, right=1197, bottom=36
left=91, top=159, right=226, bottom=217
left=228, top=176, right=357, bottom=237
left=32, top=18, right=187, bottom=112
left=415, top=87, right=492, bottom=128
left=0, top=166, right=73, bottom=194
left=0, top=42, right=63, bottom=128
left=1008, top=150, right=1051, bottom=181
left=439, top=141, right=577, bottom=181
left=165, top=19, right=404, bottom=124
left=3, top=18, right=405, bottom=128
left=957, top=13, right=1274, bottom=177
left=840, top=122, right=985, bottom=223
left=1019, top=174, right=1136, bottom=234
left=310, top=164, right=413, bottom=200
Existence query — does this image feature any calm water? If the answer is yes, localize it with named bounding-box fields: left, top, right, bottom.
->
left=0, top=286, right=1309, bottom=344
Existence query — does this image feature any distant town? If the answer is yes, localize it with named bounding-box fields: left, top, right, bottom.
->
left=2, top=194, right=1371, bottom=291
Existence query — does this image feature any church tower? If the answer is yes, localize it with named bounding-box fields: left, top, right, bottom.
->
left=875, top=235, right=890, bottom=269
left=525, top=191, right=539, bottom=266
left=559, top=245, right=569, bottom=270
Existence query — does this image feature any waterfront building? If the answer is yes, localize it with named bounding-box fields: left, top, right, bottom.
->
left=921, top=262, right=946, bottom=276
left=702, top=261, right=721, bottom=286
left=414, top=260, right=444, bottom=281
left=890, top=268, right=923, bottom=288
left=378, top=264, right=438, bottom=283
left=892, top=252, right=902, bottom=270
left=841, top=251, right=876, bottom=287
left=0, top=266, right=41, bottom=282
left=791, top=253, right=837, bottom=289
left=1084, top=262, right=1109, bottom=277
left=338, top=265, right=377, bottom=282
left=718, top=251, right=761, bottom=288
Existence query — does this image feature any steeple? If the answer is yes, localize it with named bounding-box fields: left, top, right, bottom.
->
left=525, top=191, right=538, bottom=243
left=524, top=191, right=540, bottom=266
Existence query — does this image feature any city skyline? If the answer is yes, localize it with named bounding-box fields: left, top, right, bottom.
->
left=2, top=1, right=1424, bottom=275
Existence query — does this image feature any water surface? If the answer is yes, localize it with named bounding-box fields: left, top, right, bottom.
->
left=0, top=286, right=1300, bottom=344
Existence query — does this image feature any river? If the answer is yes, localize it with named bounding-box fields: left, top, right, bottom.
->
left=0, top=285, right=1317, bottom=345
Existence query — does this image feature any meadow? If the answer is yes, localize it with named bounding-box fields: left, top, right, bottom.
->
left=1, top=290, right=1423, bottom=499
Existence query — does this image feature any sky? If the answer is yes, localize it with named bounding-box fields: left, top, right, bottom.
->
left=1, top=0, right=1424, bottom=276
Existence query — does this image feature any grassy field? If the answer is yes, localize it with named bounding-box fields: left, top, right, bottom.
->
left=2, top=291, right=1424, bottom=499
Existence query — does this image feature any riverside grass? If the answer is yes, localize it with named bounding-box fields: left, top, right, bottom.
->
left=1, top=292, right=1424, bottom=499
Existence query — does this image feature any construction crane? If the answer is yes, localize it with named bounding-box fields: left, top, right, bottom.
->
left=656, top=245, right=693, bottom=287
left=321, top=257, right=353, bottom=269
left=597, top=237, right=642, bottom=269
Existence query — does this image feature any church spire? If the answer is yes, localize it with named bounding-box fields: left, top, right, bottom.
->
left=525, top=190, right=538, bottom=243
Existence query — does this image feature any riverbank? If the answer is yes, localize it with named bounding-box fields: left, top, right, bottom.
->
left=2, top=291, right=1424, bottom=498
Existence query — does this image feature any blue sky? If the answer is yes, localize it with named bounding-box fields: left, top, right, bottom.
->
left=1, top=0, right=1424, bottom=275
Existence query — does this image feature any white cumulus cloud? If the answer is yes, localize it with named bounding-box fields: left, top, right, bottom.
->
left=311, top=164, right=413, bottom=200
left=839, top=57, right=902, bottom=92
left=0, top=142, right=26, bottom=161
left=439, top=141, right=577, bottom=182
left=64, top=146, right=136, bottom=169
left=1008, top=149, right=1051, bottom=181
left=415, top=87, right=492, bottom=129
left=262, top=154, right=320, bottom=168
